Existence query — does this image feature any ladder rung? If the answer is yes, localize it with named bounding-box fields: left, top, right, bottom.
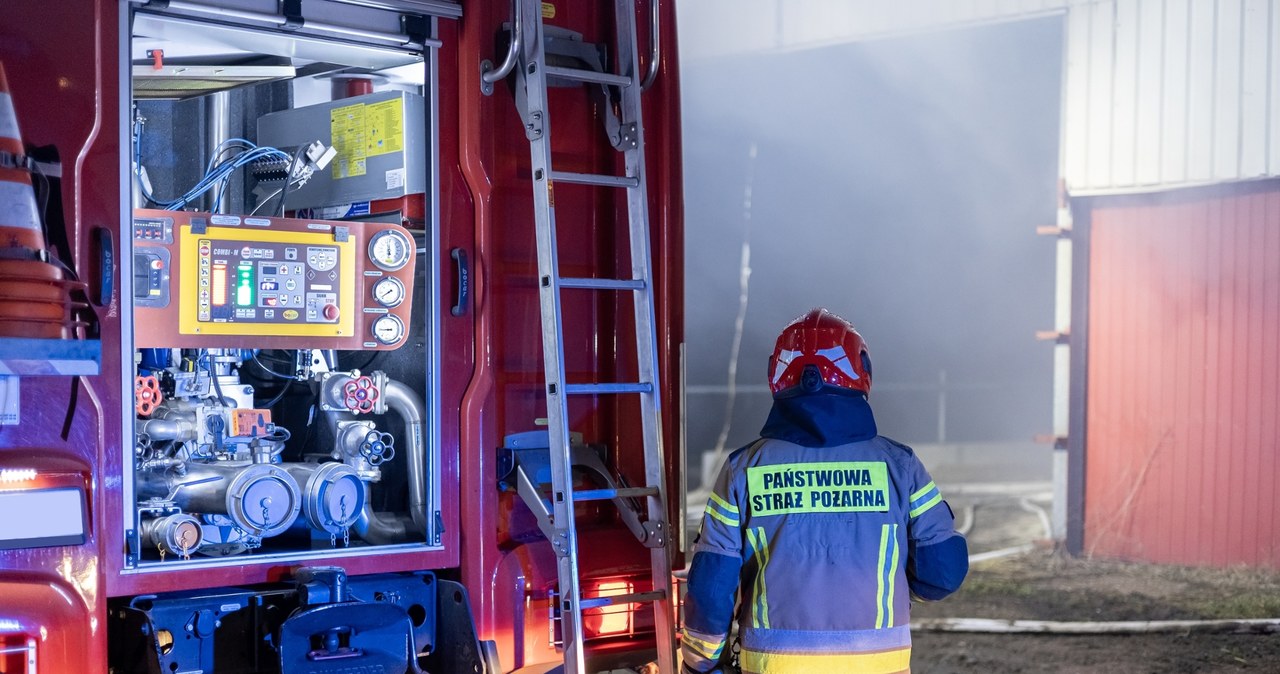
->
left=579, top=590, right=667, bottom=610
left=573, top=486, right=660, bottom=502
left=551, top=170, right=640, bottom=188
left=545, top=65, right=632, bottom=88
left=564, top=382, right=653, bottom=395
left=560, top=277, right=646, bottom=291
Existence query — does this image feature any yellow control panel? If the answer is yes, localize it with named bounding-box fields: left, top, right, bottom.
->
left=133, top=210, right=416, bottom=350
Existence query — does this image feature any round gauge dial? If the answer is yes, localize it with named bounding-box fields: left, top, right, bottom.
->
left=368, top=229, right=413, bottom=272
left=371, top=314, right=405, bottom=345
left=372, top=277, right=406, bottom=308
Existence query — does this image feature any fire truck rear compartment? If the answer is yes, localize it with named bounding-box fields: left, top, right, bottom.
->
left=112, top=8, right=473, bottom=672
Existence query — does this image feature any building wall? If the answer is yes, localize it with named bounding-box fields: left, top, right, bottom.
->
left=1064, top=0, right=1280, bottom=193
left=1082, top=179, right=1280, bottom=567
left=680, top=0, right=1280, bottom=193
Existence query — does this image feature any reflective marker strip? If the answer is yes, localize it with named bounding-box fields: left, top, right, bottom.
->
left=909, top=481, right=936, bottom=503
left=909, top=493, right=943, bottom=519
left=0, top=179, right=40, bottom=230
left=885, top=523, right=899, bottom=627
left=682, top=631, right=724, bottom=660
left=739, top=647, right=911, bottom=674
left=709, top=491, right=738, bottom=514
left=756, top=527, right=771, bottom=628
left=746, top=528, right=771, bottom=629
left=875, top=524, right=889, bottom=629
left=705, top=503, right=738, bottom=528
left=746, top=528, right=761, bottom=628
left=0, top=93, right=20, bottom=141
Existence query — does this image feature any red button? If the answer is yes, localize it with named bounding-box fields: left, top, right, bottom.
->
left=323, top=304, right=339, bottom=321
left=151, top=259, right=164, bottom=270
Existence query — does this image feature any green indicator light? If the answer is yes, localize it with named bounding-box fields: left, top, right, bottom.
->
left=236, top=263, right=254, bottom=307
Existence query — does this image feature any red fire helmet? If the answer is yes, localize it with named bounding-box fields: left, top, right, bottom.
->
left=768, top=308, right=872, bottom=398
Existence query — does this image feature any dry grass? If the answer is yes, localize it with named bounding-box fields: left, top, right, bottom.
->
left=913, top=551, right=1280, bottom=622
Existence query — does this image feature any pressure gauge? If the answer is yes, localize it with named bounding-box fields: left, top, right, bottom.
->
left=368, top=229, right=413, bottom=272
left=371, top=314, right=405, bottom=345
left=372, top=277, right=406, bottom=308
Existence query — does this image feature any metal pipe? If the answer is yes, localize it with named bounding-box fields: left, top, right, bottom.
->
left=352, top=482, right=411, bottom=545
left=204, top=91, right=232, bottom=213
left=383, top=379, right=428, bottom=533
left=136, top=462, right=301, bottom=537
left=137, top=418, right=196, bottom=442
left=912, top=617, right=1280, bottom=635
left=481, top=0, right=522, bottom=86
left=322, top=375, right=428, bottom=543
left=640, top=0, right=661, bottom=91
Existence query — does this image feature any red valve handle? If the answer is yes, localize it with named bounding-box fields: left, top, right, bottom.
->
left=135, top=375, right=163, bottom=417
left=341, top=376, right=379, bottom=414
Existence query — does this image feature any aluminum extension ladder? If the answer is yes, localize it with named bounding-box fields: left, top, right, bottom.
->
left=491, top=0, right=676, bottom=672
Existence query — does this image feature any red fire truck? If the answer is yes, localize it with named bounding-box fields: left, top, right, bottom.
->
left=0, top=0, right=684, bottom=672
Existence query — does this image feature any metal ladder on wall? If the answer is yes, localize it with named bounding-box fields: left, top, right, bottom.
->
left=485, top=0, right=675, bottom=672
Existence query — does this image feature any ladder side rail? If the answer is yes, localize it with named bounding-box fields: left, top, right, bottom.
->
left=614, top=0, right=677, bottom=670
left=519, top=0, right=587, bottom=669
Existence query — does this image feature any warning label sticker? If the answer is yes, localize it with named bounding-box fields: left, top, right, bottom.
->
left=364, top=99, right=403, bottom=158
left=331, top=103, right=368, bottom=179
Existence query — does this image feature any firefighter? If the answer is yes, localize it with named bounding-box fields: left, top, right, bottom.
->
left=681, top=308, right=968, bottom=674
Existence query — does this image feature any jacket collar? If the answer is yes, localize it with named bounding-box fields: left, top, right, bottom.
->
left=759, top=392, right=878, bottom=447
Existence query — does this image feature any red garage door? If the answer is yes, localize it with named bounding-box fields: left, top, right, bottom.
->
left=1084, top=180, right=1280, bottom=568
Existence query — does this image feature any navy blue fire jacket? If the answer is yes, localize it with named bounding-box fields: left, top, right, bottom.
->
left=681, top=392, right=968, bottom=674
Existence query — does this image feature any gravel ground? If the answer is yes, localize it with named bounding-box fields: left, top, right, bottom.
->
left=910, top=552, right=1280, bottom=673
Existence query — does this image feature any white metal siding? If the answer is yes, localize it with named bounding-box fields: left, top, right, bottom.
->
left=681, top=0, right=1280, bottom=192
left=1064, top=0, right=1280, bottom=192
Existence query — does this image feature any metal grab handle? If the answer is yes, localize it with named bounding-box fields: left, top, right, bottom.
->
left=481, top=0, right=522, bottom=94
left=640, top=0, right=661, bottom=91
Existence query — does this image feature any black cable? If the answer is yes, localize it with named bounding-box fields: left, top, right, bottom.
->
left=251, top=351, right=296, bottom=380
left=277, top=145, right=308, bottom=218
left=204, top=355, right=231, bottom=408
left=262, top=379, right=293, bottom=409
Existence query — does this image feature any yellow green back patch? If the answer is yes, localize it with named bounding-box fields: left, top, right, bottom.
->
left=747, top=461, right=889, bottom=516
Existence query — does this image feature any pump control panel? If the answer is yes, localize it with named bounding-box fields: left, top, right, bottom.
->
left=133, top=209, right=416, bottom=350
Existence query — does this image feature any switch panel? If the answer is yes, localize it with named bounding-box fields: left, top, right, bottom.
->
left=132, top=209, right=416, bottom=350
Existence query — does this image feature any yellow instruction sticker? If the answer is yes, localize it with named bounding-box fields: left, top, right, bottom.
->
left=364, top=99, right=403, bottom=157
left=542, top=2, right=555, bottom=19
left=330, top=103, right=368, bottom=179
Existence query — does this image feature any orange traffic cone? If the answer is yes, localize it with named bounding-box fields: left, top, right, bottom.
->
left=0, top=61, right=78, bottom=339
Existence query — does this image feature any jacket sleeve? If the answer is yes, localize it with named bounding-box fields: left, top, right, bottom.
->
left=903, top=456, right=968, bottom=601
left=681, top=456, right=744, bottom=673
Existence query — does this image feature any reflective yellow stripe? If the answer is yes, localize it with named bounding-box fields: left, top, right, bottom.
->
left=886, top=523, right=900, bottom=627
left=755, top=527, right=771, bottom=628
left=682, top=632, right=724, bottom=659
left=705, top=505, right=739, bottom=528
left=708, top=491, right=739, bottom=514
left=874, top=524, right=888, bottom=629
left=909, top=492, right=943, bottom=518
left=740, top=647, right=911, bottom=674
left=910, top=480, right=937, bottom=503
left=745, top=528, right=767, bottom=629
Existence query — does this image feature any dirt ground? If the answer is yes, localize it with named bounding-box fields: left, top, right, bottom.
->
left=910, top=552, right=1280, bottom=673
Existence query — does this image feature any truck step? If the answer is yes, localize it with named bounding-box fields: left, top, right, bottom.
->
left=579, top=589, right=666, bottom=610
left=563, top=382, right=652, bottom=395
left=559, top=277, right=646, bottom=291
left=545, top=65, right=631, bottom=87
left=550, top=170, right=640, bottom=188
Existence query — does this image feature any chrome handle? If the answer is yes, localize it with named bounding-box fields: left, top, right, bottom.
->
left=640, top=0, right=661, bottom=91
left=481, top=0, right=522, bottom=94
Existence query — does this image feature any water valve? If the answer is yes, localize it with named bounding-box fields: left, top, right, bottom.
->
left=342, top=375, right=380, bottom=414
left=135, top=375, right=163, bottom=416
